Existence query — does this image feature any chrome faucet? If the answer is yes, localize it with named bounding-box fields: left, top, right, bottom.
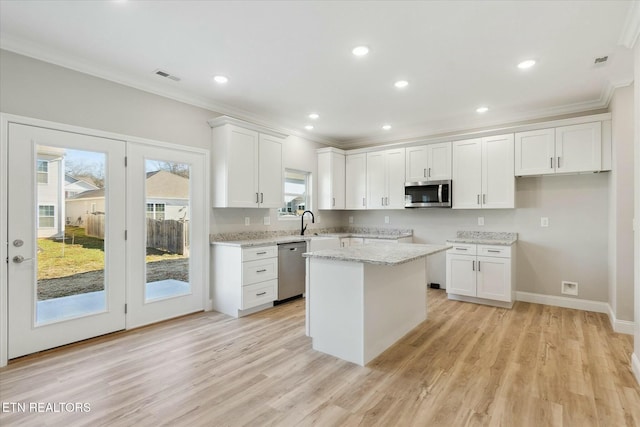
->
left=300, top=210, right=315, bottom=235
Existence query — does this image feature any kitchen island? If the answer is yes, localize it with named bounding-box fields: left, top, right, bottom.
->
left=303, top=243, right=450, bottom=366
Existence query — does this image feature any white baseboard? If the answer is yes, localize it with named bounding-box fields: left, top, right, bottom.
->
left=607, top=304, right=637, bottom=335
left=632, top=353, right=640, bottom=386
left=516, top=292, right=636, bottom=335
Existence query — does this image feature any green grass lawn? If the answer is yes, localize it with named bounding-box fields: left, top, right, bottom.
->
left=38, top=226, right=185, bottom=280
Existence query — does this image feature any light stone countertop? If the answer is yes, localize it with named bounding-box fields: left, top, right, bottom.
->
left=302, top=243, right=451, bottom=266
left=446, top=231, right=518, bottom=246
left=211, top=232, right=413, bottom=248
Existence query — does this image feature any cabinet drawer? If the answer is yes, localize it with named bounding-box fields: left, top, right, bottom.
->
left=477, top=245, right=511, bottom=258
left=447, top=243, right=477, bottom=255
left=242, top=280, right=277, bottom=309
left=242, top=257, right=278, bottom=285
left=242, top=245, right=277, bottom=262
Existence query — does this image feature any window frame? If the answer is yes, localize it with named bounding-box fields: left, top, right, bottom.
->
left=38, top=204, right=56, bottom=228
left=37, top=160, right=49, bottom=184
left=279, top=169, right=311, bottom=220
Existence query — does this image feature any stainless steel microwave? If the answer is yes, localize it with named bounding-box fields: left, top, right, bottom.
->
left=404, top=180, right=452, bottom=208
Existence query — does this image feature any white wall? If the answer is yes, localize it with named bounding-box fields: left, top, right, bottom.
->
left=608, top=84, right=635, bottom=322
left=634, top=35, right=640, bottom=383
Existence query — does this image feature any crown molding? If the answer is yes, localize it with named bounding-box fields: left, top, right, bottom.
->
left=0, top=35, right=339, bottom=147
left=619, top=1, right=640, bottom=48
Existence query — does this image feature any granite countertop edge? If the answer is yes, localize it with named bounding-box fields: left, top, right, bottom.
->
left=302, top=243, right=451, bottom=266
left=211, top=232, right=413, bottom=248
left=446, top=237, right=517, bottom=246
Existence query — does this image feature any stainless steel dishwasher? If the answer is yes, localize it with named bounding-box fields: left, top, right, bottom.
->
left=276, top=241, right=306, bottom=302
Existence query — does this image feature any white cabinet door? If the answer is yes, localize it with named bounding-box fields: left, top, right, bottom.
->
left=482, top=134, right=514, bottom=209
left=318, top=150, right=345, bottom=209
left=446, top=254, right=476, bottom=297
left=386, top=148, right=406, bottom=209
left=426, top=142, right=452, bottom=181
left=227, top=126, right=260, bottom=207
left=476, top=256, right=511, bottom=302
left=366, top=151, right=386, bottom=209
left=452, top=138, right=482, bottom=209
left=555, top=122, right=601, bottom=174
left=405, top=145, right=428, bottom=181
left=346, top=153, right=367, bottom=209
left=258, top=134, right=283, bottom=208
left=514, top=128, right=555, bottom=176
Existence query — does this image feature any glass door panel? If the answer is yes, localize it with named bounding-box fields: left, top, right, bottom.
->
left=144, top=160, right=191, bottom=302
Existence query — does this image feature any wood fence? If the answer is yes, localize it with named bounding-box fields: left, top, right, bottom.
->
left=86, top=214, right=189, bottom=256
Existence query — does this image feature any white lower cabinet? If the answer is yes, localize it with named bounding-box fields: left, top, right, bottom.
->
left=446, top=243, right=514, bottom=307
left=212, top=245, right=278, bottom=317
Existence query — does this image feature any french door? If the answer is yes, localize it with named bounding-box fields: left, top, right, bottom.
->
left=126, top=142, right=206, bottom=328
left=7, top=123, right=126, bottom=358
left=5, top=121, right=208, bottom=359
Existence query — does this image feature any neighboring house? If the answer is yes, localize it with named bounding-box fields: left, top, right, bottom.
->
left=36, top=146, right=65, bottom=238
left=65, top=170, right=189, bottom=227
left=65, top=174, right=99, bottom=199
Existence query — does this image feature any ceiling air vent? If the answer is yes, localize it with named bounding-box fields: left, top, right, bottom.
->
left=594, top=56, right=608, bottom=64
left=153, top=69, right=181, bottom=82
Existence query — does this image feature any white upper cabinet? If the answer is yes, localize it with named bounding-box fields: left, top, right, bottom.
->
left=452, top=134, right=514, bottom=209
left=515, top=122, right=603, bottom=176
left=405, top=142, right=452, bottom=182
left=366, top=148, right=406, bottom=209
left=209, top=117, right=285, bottom=208
left=345, top=153, right=367, bottom=210
left=317, top=148, right=345, bottom=210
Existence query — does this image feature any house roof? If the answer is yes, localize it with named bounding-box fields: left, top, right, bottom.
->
left=68, top=170, right=188, bottom=200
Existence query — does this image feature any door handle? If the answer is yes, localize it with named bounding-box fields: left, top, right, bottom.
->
left=13, top=255, right=33, bottom=264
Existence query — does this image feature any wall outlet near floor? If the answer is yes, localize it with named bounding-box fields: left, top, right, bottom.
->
left=561, top=281, right=578, bottom=296
left=384, top=216, right=390, bottom=224
left=263, top=216, right=270, bottom=225
left=541, top=217, right=549, bottom=227
left=349, top=216, right=354, bottom=224
left=478, top=217, right=484, bottom=226
left=244, top=217, right=250, bottom=226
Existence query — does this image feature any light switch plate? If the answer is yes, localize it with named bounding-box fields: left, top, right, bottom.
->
left=384, top=216, right=390, bottom=224
left=478, top=217, right=484, bottom=226
left=244, top=217, right=250, bottom=226
left=541, top=217, right=549, bottom=227
left=263, top=216, right=270, bottom=225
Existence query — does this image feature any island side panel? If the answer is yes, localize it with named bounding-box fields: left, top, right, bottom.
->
left=362, top=259, right=427, bottom=365
left=309, top=257, right=365, bottom=365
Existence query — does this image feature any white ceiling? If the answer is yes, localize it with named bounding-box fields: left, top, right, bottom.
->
left=0, top=1, right=636, bottom=147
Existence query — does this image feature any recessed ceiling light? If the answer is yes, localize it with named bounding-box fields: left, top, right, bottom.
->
left=308, top=113, right=319, bottom=120
left=517, top=60, right=536, bottom=69
left=305, top=125, right=314, bottom=131
left=352, top=46, right=369, bottom=57
left=382, top=124, right=392, bottom=130
left=394, top=80, right=409, bottom=89
left=213, top=75, right=228, bottom=84
left=476, top=106, right=489, bottom=113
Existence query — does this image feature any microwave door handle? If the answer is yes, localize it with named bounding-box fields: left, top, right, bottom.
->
left=438, top=184, right=443, bottom=203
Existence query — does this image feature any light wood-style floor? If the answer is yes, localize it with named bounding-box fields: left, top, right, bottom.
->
left=1, top=289, right=639, bottom=427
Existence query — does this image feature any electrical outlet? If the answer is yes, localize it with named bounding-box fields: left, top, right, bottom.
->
left=561, top=281, right=578, bottom=296
left=244, top=217, right=250, bottom=226
left=541, top=217, right=549, bottom=227
left=478, top=217, right=484, bottom=226
left=349, top=216, right=354, bottom=224
left=316, top=215, right=321, bottom=223
left=263, top=216, right=270, bottom=225
left=384, top=216, right=390, bottom=224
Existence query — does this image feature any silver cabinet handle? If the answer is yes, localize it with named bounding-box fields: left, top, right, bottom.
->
left=332, top=197, right=335, bottom=207
left=423, top=168, right=427, bottom=178
left=428, top=167, right=431, bottom=178
left=13, top=255, right=33, bottom=263
left=256, top=291, right=267, bottom=296
left=487, top=249, right=500, bottom=253
left=256, top=192, right=259, bottom=203
left=455, top=247, right=468, bottom=251
left=483, top=194, right=486, bottom=204
left=557, top=157, right=561, bottom=169
left=477, top=194, right=480, bottom=205
left=260, top=193, right=264, bottom=203
left=256, top=269, right=267, bottom=273
left=381, top=197, right=384, bottom=205
left=478, top=261, right=481, bottom=272
left=362, top=197, right=366, bottom=207
left=438, top=184, right=443, bottom=203
left=256, top=251, right=267, bottom=255
left=550, top=157, right=553, bottom=169
left=472, top=260, right=475, bottom=271
left=385, top=196, right=388, bottom=206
